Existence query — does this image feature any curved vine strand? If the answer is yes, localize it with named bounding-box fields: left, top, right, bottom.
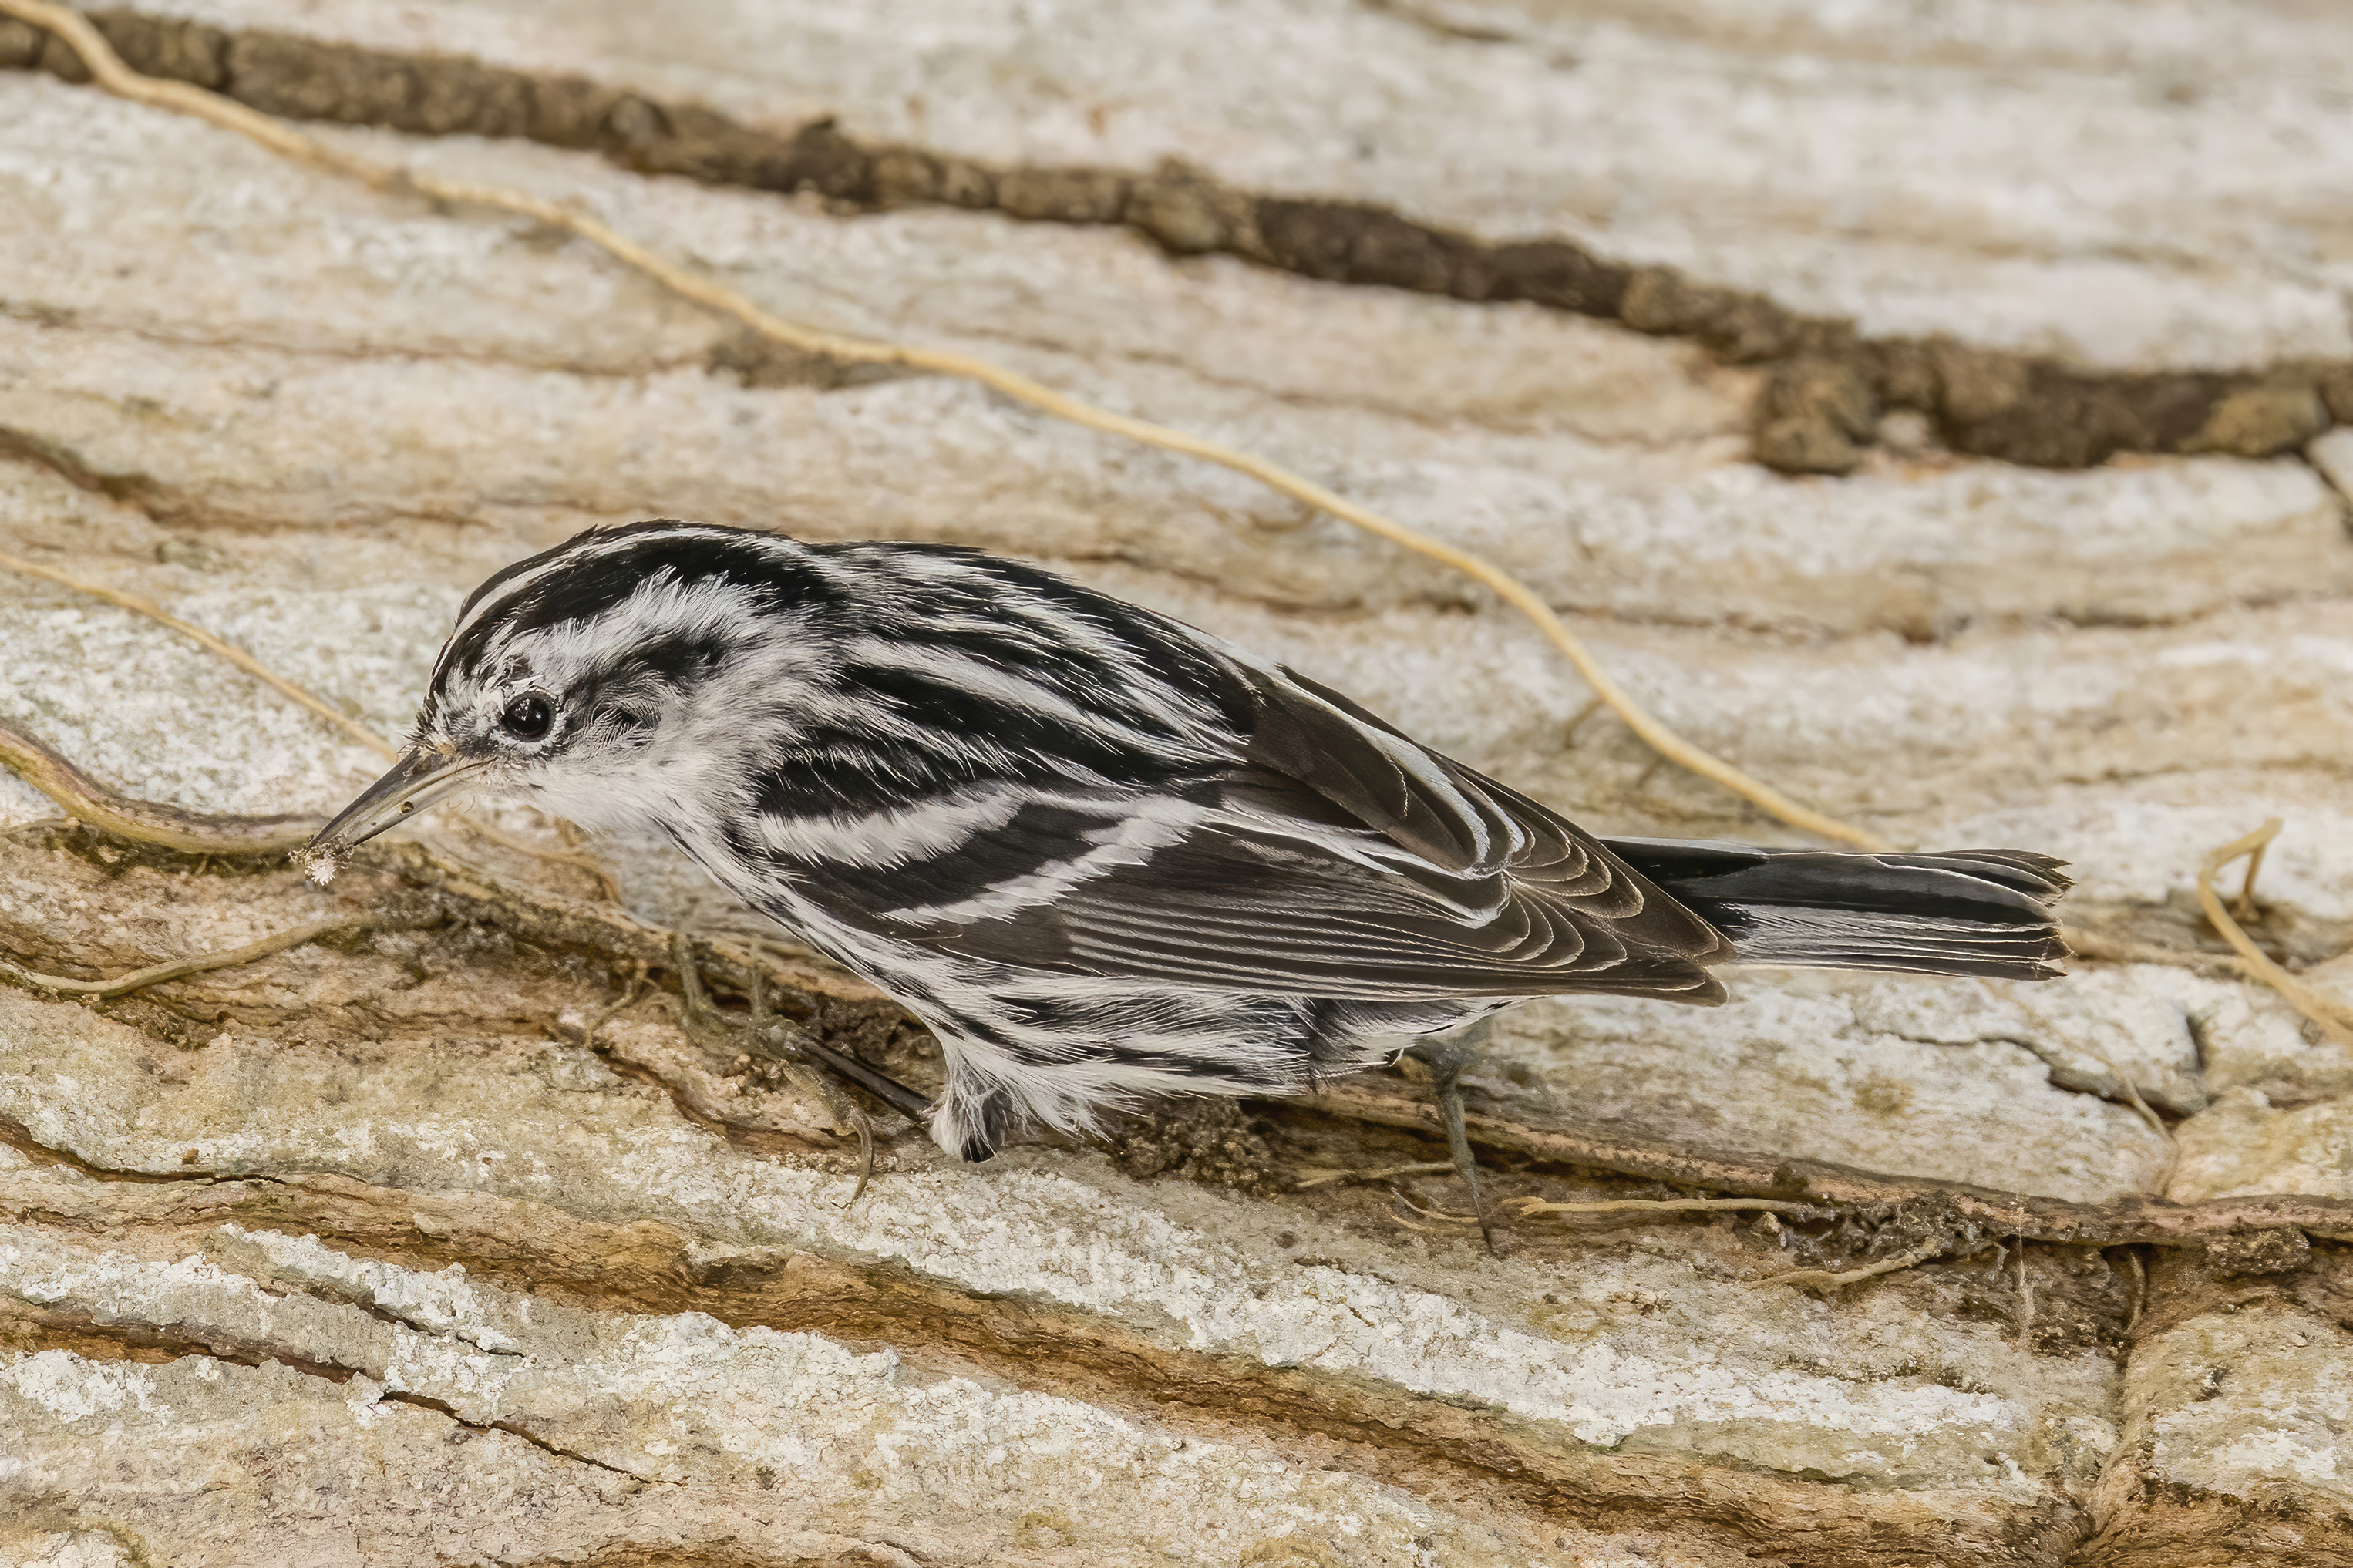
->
left=0, top=914, right=398, bottom=1000
left=2196, top=820, right=2353, bottom=1047
left=0, top=549, right=393, bottom=758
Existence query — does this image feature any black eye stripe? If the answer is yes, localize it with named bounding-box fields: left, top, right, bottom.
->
left=439, top=526, right=823, bottom=687
left=501, top=694, right=554, bottom=740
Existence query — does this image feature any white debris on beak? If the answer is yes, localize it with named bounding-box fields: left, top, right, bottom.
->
left=308, top=749, right=487, bottom=883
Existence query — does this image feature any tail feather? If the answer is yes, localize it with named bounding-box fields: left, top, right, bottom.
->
left=1602, top=837, right=2072, bottom=982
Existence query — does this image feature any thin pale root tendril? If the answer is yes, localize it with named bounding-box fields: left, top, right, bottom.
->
left=0, top=717, right=318, bottom=855
left=0, top=914, right=402, bottom=1000
left=1750, top=1242, right=1951, bottom=1291
left=1291, top=1160, right=1456, bottom=1189
left=2196, top=821, right=2353, bottom=1048
left=1506, top=1196, right=1826, bottom=1220
left=0, top=550, right=395, bottom=757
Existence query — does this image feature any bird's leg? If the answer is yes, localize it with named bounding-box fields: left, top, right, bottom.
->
left=759, top=972, right=944, bottom=1200
left=668, top=930, right=924, bottom=1109
left=672, top=927, right=725, bottom=1036
left=747, top=967, right=878, bottom=1187
left=668, top=931, right=932, bottom=1197
left=1409, top=1020, right=1496, bottom=1253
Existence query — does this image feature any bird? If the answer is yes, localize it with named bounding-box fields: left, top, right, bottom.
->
left=308, top=518, right=2069, bottom=1193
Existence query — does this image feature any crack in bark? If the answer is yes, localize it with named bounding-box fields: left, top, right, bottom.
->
left=1853, top=1023, right=2198, bottom=1121
left=1358, top=0, right=1540, bottom=50
left=2, top=8, right=2345, bottom=477
left=246, top=1266, right=526, bottom=1357
left=0, top=1297, right=661, bottom=1482
left=0, top=301, right=734, bottom=384
left=0, top=418, right=298, bottom=536
left=0, top=421, right=172, bottom=514
left=372, top=1388, right=669, bottom=1483
left=0, top=1113, right=248, bottom=1186
left=0, top=1294, right=370, bottom=1384
left=499, top=1548, right=924, bottom=1568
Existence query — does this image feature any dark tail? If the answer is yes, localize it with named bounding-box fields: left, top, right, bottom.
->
left=1602, top=837, right=2072, bottom=981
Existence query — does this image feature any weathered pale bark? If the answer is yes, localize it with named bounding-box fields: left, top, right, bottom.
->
left=5, top=2, right=2353, bottom=1563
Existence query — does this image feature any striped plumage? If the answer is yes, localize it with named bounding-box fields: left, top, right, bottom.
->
left=313, top=520, right=2070, bottom=1162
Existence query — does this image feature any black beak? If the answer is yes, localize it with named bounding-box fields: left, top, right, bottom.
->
left=305, top=749, right=486, bottom=883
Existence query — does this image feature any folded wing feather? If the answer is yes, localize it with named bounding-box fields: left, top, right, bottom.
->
left=894, top=664, right=1735, bottom=1001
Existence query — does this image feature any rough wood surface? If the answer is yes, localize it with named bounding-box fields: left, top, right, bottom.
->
left=5, top=2, right=2353, bottom=1564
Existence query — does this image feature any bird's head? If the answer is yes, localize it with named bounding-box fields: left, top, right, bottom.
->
left=305, top=520, right=823, bottom=882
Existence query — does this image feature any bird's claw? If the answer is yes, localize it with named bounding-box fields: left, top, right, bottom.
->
left=1410, top=1025, right=1496, bottom=1254
left=668, top=930, right=919, bottom=1200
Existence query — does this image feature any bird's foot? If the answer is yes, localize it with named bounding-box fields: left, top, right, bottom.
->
left=668, top=931, right=931, bottom=1198
left=1408, top=1021, right=1496, bottom=1254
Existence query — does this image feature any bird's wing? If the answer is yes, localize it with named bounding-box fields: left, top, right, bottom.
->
left=812, top=664, right=1734, bottom=1001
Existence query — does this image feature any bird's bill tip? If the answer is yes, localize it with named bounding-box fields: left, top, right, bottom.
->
left=305, top=750, right=483, bottom=883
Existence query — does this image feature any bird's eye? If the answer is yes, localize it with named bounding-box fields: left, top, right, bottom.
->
left=500, top=693, right=554, bottom=741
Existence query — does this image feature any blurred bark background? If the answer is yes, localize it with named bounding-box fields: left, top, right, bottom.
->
left=5, top=2, right=2353, bottom=1563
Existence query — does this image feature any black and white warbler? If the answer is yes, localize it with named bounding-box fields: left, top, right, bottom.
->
left=309, top=520, right=2069, bottom=1166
